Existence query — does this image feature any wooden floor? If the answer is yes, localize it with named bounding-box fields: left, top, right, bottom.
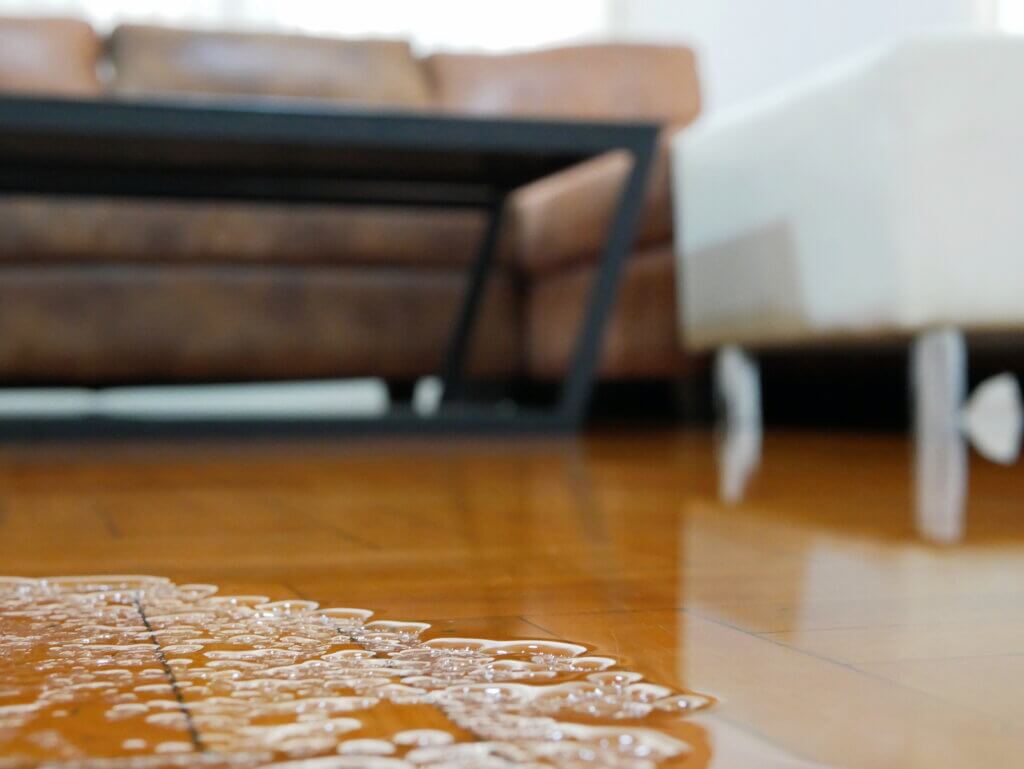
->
left=2, top=429, right=1024, bottom=767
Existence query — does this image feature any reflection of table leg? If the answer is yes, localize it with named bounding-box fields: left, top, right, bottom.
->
left=714, top=346, right=762, bottom=504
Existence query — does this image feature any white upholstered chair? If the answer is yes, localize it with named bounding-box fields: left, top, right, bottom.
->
left=672, top=35, right=1024, bottom=540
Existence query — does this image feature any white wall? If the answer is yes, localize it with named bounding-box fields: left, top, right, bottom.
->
left=609, top=0, right=993, bottom=113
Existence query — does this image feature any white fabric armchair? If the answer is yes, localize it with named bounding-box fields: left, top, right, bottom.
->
left=672, top=35, right=1024, bottom=540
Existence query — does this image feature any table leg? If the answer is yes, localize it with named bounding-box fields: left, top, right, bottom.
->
left=440, top=199, right=507, bottom=407
left=558, top=142, right=656, bottom=428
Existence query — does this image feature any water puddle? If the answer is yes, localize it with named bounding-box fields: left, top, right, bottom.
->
left=0, top=576, right=713, bottom=768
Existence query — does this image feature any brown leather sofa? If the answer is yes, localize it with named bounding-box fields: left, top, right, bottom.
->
left=0, top=18, right=702, bottom=385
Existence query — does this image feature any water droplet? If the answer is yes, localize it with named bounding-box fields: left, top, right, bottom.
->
left=154, top=740, right=194, bottom=753
left=337, top=738, right=396, bottom=755
left=392, top=728, right=455, bottom=747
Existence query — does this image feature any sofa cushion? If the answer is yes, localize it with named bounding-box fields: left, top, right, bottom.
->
left=0, top=17, right=101, bottom=96
left=0, top=264, right=520, bottom=382
left=430, top=45, right=698, bottom=275
left=427, top=44, right=700, bottom=122
left=109, top=24, right=432, bottom=107
left=0, top=197, right=484, bottom=267
left=526, top=244, right=696, bottom=379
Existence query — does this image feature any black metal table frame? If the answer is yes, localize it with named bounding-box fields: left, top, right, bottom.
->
left=0, top=96, right=659, bottom=438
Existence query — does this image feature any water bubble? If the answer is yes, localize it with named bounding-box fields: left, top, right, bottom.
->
left=106, top=702, right=149, bottom=720
left=392, top=729, right=455, bottom=747
left=337, top=738, right=396, bottom=756
left=255, top=600, right=321, bottom=617
left=154, top=740, right=194, bottom=753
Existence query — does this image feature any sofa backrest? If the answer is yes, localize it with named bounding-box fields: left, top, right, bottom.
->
left=0, top=19, right=701, bottom=128
left=427, top=44, right=700, bottom=125
left=0, top=17, right=102, bottom=96
left=108, top=24, right=432, bottom=108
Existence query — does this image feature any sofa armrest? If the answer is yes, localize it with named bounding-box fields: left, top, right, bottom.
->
left=503, top=131, right=675, bottom=276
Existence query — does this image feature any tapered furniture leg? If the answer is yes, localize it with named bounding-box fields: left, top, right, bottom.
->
left=911, top=328, right=967, bottom=543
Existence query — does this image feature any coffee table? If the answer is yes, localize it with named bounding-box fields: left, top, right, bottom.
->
left=0, top=96, right=658, bottom=437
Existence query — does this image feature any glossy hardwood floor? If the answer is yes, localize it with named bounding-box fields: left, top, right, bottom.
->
left=2, top=429, right=1024, bottom=767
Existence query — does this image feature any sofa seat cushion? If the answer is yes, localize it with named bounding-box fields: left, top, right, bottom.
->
left=526, top=245, right=697, bottom=379
left=0, top=264, right=520, bottom=383
left=0, top=17, right=101, bottom=96
left=428, top=44, right=699, bottom=122
left=0, top=197, right=485, bottom=267
left=110, top=25, right=432, bottom=107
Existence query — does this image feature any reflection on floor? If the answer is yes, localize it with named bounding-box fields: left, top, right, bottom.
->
left=1, top=430, right=1023, bottom=768
left=714, top=335, right=1024, bottom=543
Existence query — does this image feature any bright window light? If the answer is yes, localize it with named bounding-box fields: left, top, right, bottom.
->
left=997, top=0, right=1024, bottom=31
left=239, top=0, right=611, bottom=51
left=0, top=0, right=612, bottom=51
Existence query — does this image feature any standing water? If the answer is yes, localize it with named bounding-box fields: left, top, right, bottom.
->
left=0, top=576, right=714, bottom=768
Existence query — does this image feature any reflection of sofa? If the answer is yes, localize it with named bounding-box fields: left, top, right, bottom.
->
left=0, top=17, right=701, bottom=386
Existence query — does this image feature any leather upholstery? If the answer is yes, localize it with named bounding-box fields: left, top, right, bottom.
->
left=0, top=19, right=703, bottom=383
left=110, top=25, right=432, bottom=107
left=0, top=197, right=484, bottom=267
left=0, top=265, right=519, bottom=382
left=430, top=44, right=703, bottom=378
left=428, top=44, right=699, bottom=122
left=504, top=133, right=676, bottom=275
left=0, top=17, right=101, bottom=96
left=526, top=245, right=692, bottom=379
left=429, top=45, right=697, bottom=276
